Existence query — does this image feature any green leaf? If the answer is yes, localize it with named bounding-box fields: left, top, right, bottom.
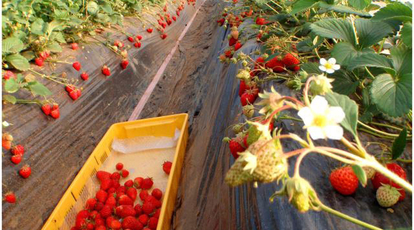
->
left=2, top=37, right=24, bottom=54
left=21, top=50, right=35, bottom=61
left=101, top=2, right=113, bottom=14
left=6, top=54, right=30, bottom=71
left=371, top=2, right=412, bottom=23
left=31, top=18, right=46, bottom=35
left=46, top=41, right=63, bottom=53
left=325, top=92, right=358, bottom=136
left=331, top=42, right=358, bottom=65
left=355, top=19, right=393, bottom=49
left=348, top=0, right=370, bottom=10
left=87, top=1, right=99, bottom=15
left=370, top=73, right=412, bottom=117
left=300, top=62, right=322, bottom=74
left=348, top=53, right=395, bottom=75
left=318, top=3, right=371, bottom=16
left=28, top=81, right=52, bottom=96
left=392, top=128, right=407, bottom=160
left=291, top=0, right=319, bottom=15
left=310, top=18, right=357, bottom=46
left=3, top=95, right=17, bottom=104
left=4, top=78, right=19, bottom=93
left=401, top=22, right=412, bottom=48
left=50, top=32, right=66, bottom=44
left=390, top=45, right=412, bottom=76
left=351, top=165, right=367, bottom=187
left=331, top=70, right=359, bottom=95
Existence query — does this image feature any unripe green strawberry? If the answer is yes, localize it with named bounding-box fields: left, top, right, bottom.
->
left=363, top=166, right=375, bottom=179
left=242, top=105, right=254, bottom=118
left=291, top=193, right=310, bottom=212
left=232, top=124, right=244, bottom=134
left=273, top=177, right=316, bottom=213
left=376, top=184, right=400, bottom=207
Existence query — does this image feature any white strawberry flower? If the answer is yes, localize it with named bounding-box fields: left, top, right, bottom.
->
left=319, top=58, right=340, bottom=74
left=298, top=96, right=345, bottom=140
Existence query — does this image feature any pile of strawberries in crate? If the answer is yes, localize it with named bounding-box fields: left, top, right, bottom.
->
left=72, top=161, right=172, bottom=230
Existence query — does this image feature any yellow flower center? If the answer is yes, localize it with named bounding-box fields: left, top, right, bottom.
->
left=313, top=115, right=327, bottom=127
left=324, top=63, right=333, bottom=69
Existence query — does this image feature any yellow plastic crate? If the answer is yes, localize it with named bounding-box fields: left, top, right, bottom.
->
left=42, top=113, right=189, bottom=230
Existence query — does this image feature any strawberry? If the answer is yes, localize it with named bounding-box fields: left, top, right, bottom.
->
left=86, top=198, right=97, bottom=210
left=147, top=28, right=153, bottom=33
left=11, top=155, right=22, bottom=165
left=166, top=19, right=172, bottom=25
left=65, top=85, right=75, bottom=93
left=134, top=204, right=143, bottom=216
left=376, top=184, right=400, bottom=207
left=255, top=17, right=266, bottom=25
left=239, top=80, right=247, bottom=97
left=281, top=53, right=300, bottom=71
left=111, top=172, right=121, bottom=181
left=3, top=71, right=15, bottom=80
left=217, top=18, right=225, bottom=26
left=224, top=50, right=233, bottom=58
left=124, top=179, right=133, bottom=188
left=35, top=58, right=44, bottom=67
left=134, top=42, right=141, bottom=48
left=163, top=161, right=172, bottom=175
left=160, top=34, right=168, bottom=40
left=110, top=219, right=122, bottom=229
left=2, top=140, right=11, bottom=150
left=11, top=145, right=24, bottom=155
left=75, top=218, right=87, bottom=229
left=255, top=57, right=265, bottom=69
left=153, top=208, right=161, bottom=218
left=134, top=177, right=144, bottom=188
left=266, top=56, right=285, bottom=72
left=97, top=171, right=111, bottom=181
left=148, top=217, right=158, bottom=230
left=106, top=216, right=115, bottom=227
left=141, top=177, right=153, bottom=190
left=145, top=195, right=161, bottom=208
left=372, top=163, right=407, bottom=201
left=121, top=169, right=129, bottom=178
left=105, top=196, right=117, bottom=207
left=77, top=210, right=90, bottom=219
left=50, top=107, right=60, bottom=119
left=81, top=72, right=89, bottom=81
left=19, top=165, right=31, bottom=178
left=151, top=188, right=163, bottom=200
left=121, top=59, right=129, bottom=69
left=39, top=51, right=50, bottom=59
left=229, top=37, right=238, bottom=46
left=228, top=138, right=245, bottom=159
left=128, top=36, right=134, bottom=42
left=172, top=16, right=177, bottom=21
left=102, top=65, right=111, bottom=76
left=137, top=35, right=143, bottom=40
left=69, top=89, right=81, bottom=100
left=176, top=10, right=180, bottom=16
left=126, top=187, right=137, bottom=201
left=96, top=190, right=108, bottom=203
left=95, top=201, right=104, bottom=211
left=139, top=190, right=149, bottom=201
left=116, top=163, right=124, bottom=170
left=73, top=61, right=81, bottom=71
left=234, top=42, right=242, bottom=51
left=86, top=223, right=94, bottom=229
left=240, top=91, right=256, bottom=106
left=329, top=166, right=358, bottom=195
left=100, top=205, right=112, bottom=218
left=122, top=216, right=142, bottom=230
left=4, top=192, right=16, bottom=203
left=116, top=205, right=136, bottom=218
left=71, top=43, right=79, bottom=50
left=138, top=214, right=149, bottom=225
left=119, top=195, right=134, bottom=206
left=95, top=225, right=106, bottom=230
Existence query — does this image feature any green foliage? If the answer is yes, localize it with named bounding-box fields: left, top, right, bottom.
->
left=325, top=92, right=358, bottom=137
left=392, top=128, right=407, bottom=160
left=351, top=165, right=367, bottom=187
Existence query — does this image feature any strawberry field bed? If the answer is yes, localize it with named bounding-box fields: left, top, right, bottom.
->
left=2, top=0, right=413, bottom=229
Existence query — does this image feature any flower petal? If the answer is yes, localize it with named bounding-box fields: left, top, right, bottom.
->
left=327, top=106, right=345, bottom=123
left=328, top=58, right=336, bottom=64
left=319, top=66, right=327, bottom=72
left=310, top=95, right=329, bottom=112
left=298, top=107, right=314, bottom=126
left=320, top=58, right=327, bottom=65
left=308, top=126, right=326, bottom=140
left=326, top=69, right=334, bottom=74
left=324, top=125, right=344, bottom=140
left=333, top=64, right=340, bottom=70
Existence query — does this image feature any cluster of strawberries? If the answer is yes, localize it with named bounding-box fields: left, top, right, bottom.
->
left=71, top=161, right=172, bottom=230
left=329, top=163, right=408, bottom=208
left=34, top=51, right=51, bottom=67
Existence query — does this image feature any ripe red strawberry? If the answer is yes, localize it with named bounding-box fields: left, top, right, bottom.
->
left=4, top=192, right=16, bottom=203
left=281, top=53, right=300, bottom=71
left=105, top=196, right=117, bottom=207
left=97, top=171, right=111, bottom=181
left=153, top=209, right=161, bottom=218
left=19, top=165, right=31, bottom=178
left=166, top=19, right=172, bottom=25
left=111, top=172, right=121, bottom=181
left=35, top=58, right=44, bottom=67
left=224, top=50, right=233, bottom=58
left=238, top=80, right=247, bottom=97
left=11, top=145, right=24, bottom=155
left=148, top=217, right=158, bottom=230
left=40, top=103, right=51, bottom=115
left=116, top=163, right=123, bottom=170
left=217, top=18, right=225, bottom=26
left=124, top=180, right=133, bottom=188
left=3, top=71, right=15, bottom=80
left=75, top=218, right=87, bottom=229
left=126, top=187, right=137, bottom=201
left=229, top=37, right=238, bottom=46
left=138, top=214, right=149, bottom=225
left=228, top=138, right=245, bottom=159
left=145, top=195, right=161, bottom=208
left=141, top=178, right=153, bottom=190
left=134, top=177, right=143, bottom=188
left=266, top=56, right=285, bottom=72
left=71, top=43, right=79, bottom=50
left=234, top=42, right=242, bottom=51
left=255, top=56, right=265, bottom=70
left=136, top=35, right=143, bottom=40
left=160, top=34, right=167, bottom=39
left=81, top=72, right=89, bottom=81
left=255, top=17, right=266, bottom=25
left=134, top=42, right=141, bottom=48
left=69, top=89, right=81, bottom=100
left=372, top=163, right=407, bottom=201
left=65, top=85, right=75, bottom=93
left=121, top=169, right=129, bottom=178
left=128, top=36, right=134, bottom=42
left=106, top=216, right=115, bottom=227
left=50, top=105, right=60, bottom=119
left=102, top=65, right=111, bottom=76
left=86, top=198, right=97, bottom=210
left=86, top=223, right=94, bottom=229
left=95, top=201, right=104, bottom=211
left=11, top=155, right=22, bottom=165
left=95, top=225, right=106, bottom=230
left=119, top=195, right=134, bottom=206
left=110, top=219, right=121, bottom=229
left=147, top=28, right=153, bottom=33
left=176, top=10, right=180, bottom=16
left=96, top=190, right=108, bottom=203
left=151, top=188, right=163, bottom=200
left=122, top=216, right=142, bottom=230
left=116, top=205, right=136, bottom=218
left=142, top=202, right=155, bottom=215
left=139, top=190, right=149, bottom=201
left=121, top=59, right=129, bottom=69
left=240, top=91, right=256, bottom=106
left=73, top=61, right=81, bottom=71
left=329, top=166, right=358, bottom=195
left=172, top=16, right=177, bottom=21
left=163, top=161, right=172, bottom=175
left=100, top=205, right=112, bottom=218
left=134, top=204, right=143, bottom=216
left=39, top=51, right=50, bottom=59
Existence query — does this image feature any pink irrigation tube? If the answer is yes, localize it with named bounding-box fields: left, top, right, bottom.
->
left=128, top=0, right=207, bottom=121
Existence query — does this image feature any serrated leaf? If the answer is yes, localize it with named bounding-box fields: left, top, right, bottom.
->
left=318, top=2, right=371, bottom=16
left=355, top=19, right=393, bottom=49
left=46, top=41, right=63, bottom=53
left=401, top=22, right=412, bottom=48
left=31, top=18, right=46, bottom=35
left=3, top=95, right=16, bottom=104
left=331, top=69, right=359, bottom=95
left=348, top=53, right=395, bottom=75
left=50, top=32, right=66, bottom=44
left=331, top=42, right=358, bottom=65
left=291, top=0, right=319, bottom=15
left=101, top=2, right=113, bottom=14
left=21, top=50, right=35, bottom=61
left=4, top=78, right=19, bottom=93
left=6, top=54, right=30, bottom=71
left=28, top=81, right=52, bottom=96
left=392, top=128, right=407, bottom=160
left=390, top=45, right=412, bottom=77
left=87, top=1, right=99, bottom=15
left=370, top=73, right=411, bottom=117
left=325, top=92, right=358, bottom=136
left=371, top=2, right=412, bottom=23
left=352, top=165, right=367, bottom=187
left=348, top=0, right=370, bottom=10
left=300, top=62, right=322, bottom=74
left=2, top=37, right=24, bottom=54
left=310, top=18, right=357, bottom=46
